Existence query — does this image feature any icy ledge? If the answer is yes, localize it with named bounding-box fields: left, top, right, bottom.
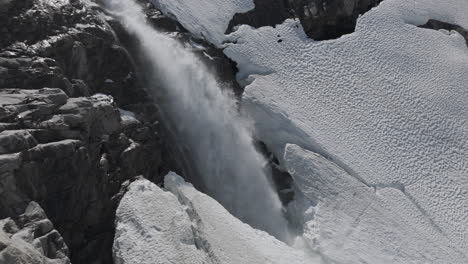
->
left=113, top=173, right=318, bottom=264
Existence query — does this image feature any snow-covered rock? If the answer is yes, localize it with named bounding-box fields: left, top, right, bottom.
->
left=148, top=0, right=468, bottom=262
left=150, top=0, right=254, bottom=46
left=114, top=173, right=318, bottom=264
left=113, top=177, right=207, bottom=264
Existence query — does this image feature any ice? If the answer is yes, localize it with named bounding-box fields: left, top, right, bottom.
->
left=285, top=144, right=467, bottom=263
left=114, top=173, right=319, bottom=264
left=149, top=0, right=468, bottom=262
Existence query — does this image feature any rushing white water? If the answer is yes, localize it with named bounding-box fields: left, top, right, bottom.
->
left=104, top=0, right=290, bottom=241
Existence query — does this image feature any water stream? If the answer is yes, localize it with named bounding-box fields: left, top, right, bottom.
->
left=103, top=0, right=290, bottom=242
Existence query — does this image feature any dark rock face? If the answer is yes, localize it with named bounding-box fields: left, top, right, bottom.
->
left=0, top=88, right=163, bottom=264
left=256, top=141, right=294, bottom=206
left=0, top=0, right=146, bottom=106
left=0, top=0, right=164, bottom=263
left=419, top=19, right=468, bottom=47
left=228, top=0, right=384, bottom=40
left=227, top=0, right=293, bottom=33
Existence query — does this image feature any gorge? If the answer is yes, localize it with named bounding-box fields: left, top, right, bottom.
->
left=1, top=0, right=467, bottom=264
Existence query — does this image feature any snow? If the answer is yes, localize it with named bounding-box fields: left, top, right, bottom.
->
left=150, top=0, right=254, bottom=46
left=114, top=173, right=319, bottom=264
left=148, top=0, right=468, bottom=262
left=113, top=178, right=207, bottom=264
left=285, top=144, right=467, bottom=264
left=118, top=108, right=139, bottom=126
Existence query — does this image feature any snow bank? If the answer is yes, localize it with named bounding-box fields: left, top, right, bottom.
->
left=285, top=144, right=467, bottom=264
left=150, top=0, right=254, bottom=46
left=114, top=173, right=318, bottom=264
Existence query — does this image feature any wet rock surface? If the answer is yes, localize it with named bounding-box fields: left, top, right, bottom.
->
left=0, top=0, right=164, bottom=263
left=228, top=0, right=384, bottom=40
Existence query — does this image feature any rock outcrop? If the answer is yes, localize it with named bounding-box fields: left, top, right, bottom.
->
left=0, top=202, right=70, bottom=264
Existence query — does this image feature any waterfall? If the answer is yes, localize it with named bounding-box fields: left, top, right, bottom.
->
left=103, top=0, right=290, bottom=241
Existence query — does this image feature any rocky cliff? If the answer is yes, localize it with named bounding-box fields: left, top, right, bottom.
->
left=0, top=0, right=164, bottom=263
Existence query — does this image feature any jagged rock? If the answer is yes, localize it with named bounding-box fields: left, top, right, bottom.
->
left=0, top=0, right=148, bottom=107
left=0, top=130, right=38, bottom=155
left=47, top=94, right=122, bottom=139
left=0, top=88, right=163, bottom=264
left=0, top=88, right=68, bottom=123
left=0, top=202, right=70, bottom=264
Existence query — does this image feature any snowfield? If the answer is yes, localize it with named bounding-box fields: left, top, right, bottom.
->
left=114, top=174, right=318, bottom=264
left=143, top=0, right=467, bottom=262
left=285, top=144, right=467, bottom=263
